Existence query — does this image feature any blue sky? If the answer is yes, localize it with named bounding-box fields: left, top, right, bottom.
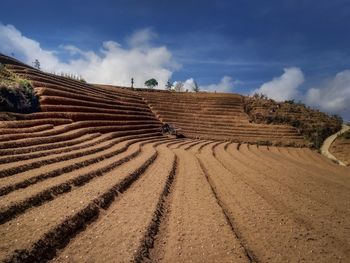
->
left=1, top=0, right=350, bottom=120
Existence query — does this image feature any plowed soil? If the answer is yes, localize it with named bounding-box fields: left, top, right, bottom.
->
left=0, top=135, right=349, bottom=263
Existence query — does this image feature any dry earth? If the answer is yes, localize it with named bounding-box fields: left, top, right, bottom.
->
left=0, top=137, right=349, bottom=262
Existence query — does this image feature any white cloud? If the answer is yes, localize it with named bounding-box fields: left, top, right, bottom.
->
left=251, top=67, right=304, bottom=101
left=306, top=70, right=350, bottom=120
left=183, top=78, right=195, bottom=91
left=0, top=23, right=63, bottom=71
left=0, top=23, right=179, bottom=88
left=126, top=27, right=157, bottom=48
left=199, top=76, right=235, bottom=92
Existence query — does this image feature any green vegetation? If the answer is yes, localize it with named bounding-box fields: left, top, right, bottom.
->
left=145, top=78, right=158, bottom=89
left=341, top=130, right=350, bottom=139
left=252, top=93, right=268, bottom=100
left=32, top=59, right=41, bottom=70
left=192, top=80, right=200, bottom=92
left=0, top=64, right=39, bottom=113
left=165, top=80, right=173, bottom=90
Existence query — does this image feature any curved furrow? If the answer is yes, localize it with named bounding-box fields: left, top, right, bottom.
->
left=197, top=142, right=348, bottom=262
left=39, top=95, right=149, bottom=113
left=0, top=132, right=155, bottom=179
left=185, top=139, right=212, bottom=153
left=0, top=133, right=101, bottom=156
left=175, top=139, right=200, bottom=150
left=197, top=140, right=216, bottom=154
left=54, top=141, right=179, bottom=263
left=196, top=156, right=257, bottom=263
left=229, top=144, right=350, bottom=210
left=213, top=143, right=350, bottom=261
left=308, top=147, right=350, bottom=170
left=182, top=139, right=205, bottom=150
left=301, top=148, right=346, bottom=169
left=0, top=122, right=160, bottom=143
left=169, top=139, right=194, bottom=149
left=0, top=127, right=98, bottom=150
left=283, top=147, right=350, bottom=176
left=0, top=138, right=173, bottom=224
left=0, top=124, right=54, bottom=135
left=0, top=135, right=163, bottom=196
left=258, top=145, right=350, bottom=184
left=0, top=119, right=73, bottom=129
left=163, top=139, right=186, bottom=148
left=11, top=70, right=146, bottom=107
left=0, top=131, right=159, bottom=165
left=146, top=144, right=249, bottom=262
left=0, top=139, right=172, bottom=262
left=222, top=144, right=350, bottom=249
left=167, top=138, right=192, bottom=149
left=35, top=86, right=145, bottom=106
left=0, top=133, right=105, bottom=165
left=244, top=143, right=349, bottom=185
left=27, top=77, right=139, bottom=101
left=40, top=104, right=152, bottom=115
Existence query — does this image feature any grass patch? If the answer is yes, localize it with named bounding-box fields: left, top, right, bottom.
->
left=341, top=130, right=350, bottom=139
left=0, top=64, right=39, bottom=113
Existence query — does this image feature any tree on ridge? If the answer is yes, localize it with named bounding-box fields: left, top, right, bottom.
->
left=145, top=78, right=158, bottom=89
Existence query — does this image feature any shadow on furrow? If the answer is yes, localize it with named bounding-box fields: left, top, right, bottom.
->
left=133, top=152, right=178, bottom=262
left=196, top=156, right=259, bottom=263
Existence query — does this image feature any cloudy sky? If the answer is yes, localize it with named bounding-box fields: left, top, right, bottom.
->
left=1, top=0, right=350, bottom=120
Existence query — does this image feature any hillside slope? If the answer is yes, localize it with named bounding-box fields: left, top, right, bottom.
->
left=138, top=90, right=306, bottom=146
left=0, top=54, right=162, bottom=140
left=243, top=95, right=342, bottom=148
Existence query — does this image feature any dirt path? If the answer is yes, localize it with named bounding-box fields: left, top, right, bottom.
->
left=320, top=124, right=350, bottom=166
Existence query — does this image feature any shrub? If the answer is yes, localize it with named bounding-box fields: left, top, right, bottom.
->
left=341, top=130, right=350, bottom=139
left=144, top=78, right=158, bottom=89
left=284, top=99, right=295, bottom=104
left=192, top=80, right=200, bottom=92
left=0, top=66, right=39, bottom=113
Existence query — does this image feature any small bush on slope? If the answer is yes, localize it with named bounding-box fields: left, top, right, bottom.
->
left=0, top=64, right=39, bottom=113
left=341, top=130, right=350, bottom=139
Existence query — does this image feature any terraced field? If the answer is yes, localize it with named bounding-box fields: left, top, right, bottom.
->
left=1, top=54, right=349, bottom=262
left=140, top=90, right=306, bottom=145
